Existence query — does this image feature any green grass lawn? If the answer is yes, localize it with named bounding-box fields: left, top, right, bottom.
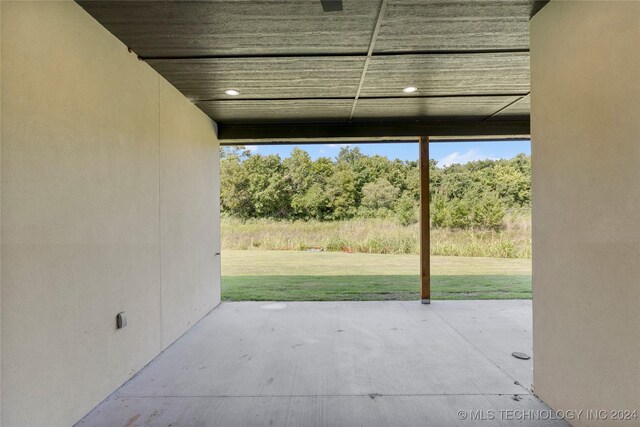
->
left=222, top=250, right=531, bottom=301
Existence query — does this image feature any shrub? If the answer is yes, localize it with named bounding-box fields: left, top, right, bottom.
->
left=447, top=199, right=472, bottom=229
left=394, top=192, right=418, bottom=226
left=431, top=196, right=448, bottom=228
left=472, top=196, right=506, bottom=230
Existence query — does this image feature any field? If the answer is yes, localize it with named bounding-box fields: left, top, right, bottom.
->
left=221, top=215, right=531, bottom=259
left=222, top=250, right=531, bottom=301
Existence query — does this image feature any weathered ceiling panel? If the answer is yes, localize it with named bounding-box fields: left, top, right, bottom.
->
left=352, top=96, right=520, bottom=122
left=147, top=57, right=366, bottom=101
left=374, top=0, right=531, bottom=52
left=76, top=0, right=537, bottom=140
left=360, top=53, right=530, bottom=97
left=77, top=0, right=381, bottom=57
left=196, top=99, right=353, bottom=124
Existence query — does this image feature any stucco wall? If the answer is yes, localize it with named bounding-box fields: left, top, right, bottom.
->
left=0, top=2, right=220, bottom=426
left=531, top=2, right=640, bottom=426
left=159, top=83, right=221, bottom=348
left=0, top=2, right=3, bottom=425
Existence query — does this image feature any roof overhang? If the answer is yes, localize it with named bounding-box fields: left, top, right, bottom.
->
left=77, top=0, right=548, bottom=143
left=218, top=120, right=530, bottom=144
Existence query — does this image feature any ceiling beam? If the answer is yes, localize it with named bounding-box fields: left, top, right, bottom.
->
left=482, top=93, right=530, bottom=121
left=139, top=48, right=529, bottom=61
left=198, top=93, right=529, bottom=103
left=217, top=120, right=530, bottom=144
left=349, top=0, right=389, bottom=120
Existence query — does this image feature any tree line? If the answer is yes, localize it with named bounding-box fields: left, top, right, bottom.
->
left=220, top=146, right=531, bottom=229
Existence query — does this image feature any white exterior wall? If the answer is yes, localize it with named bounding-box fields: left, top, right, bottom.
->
left=531, top=2, right=640, bottom=426
left=0, top=2, right=220, bottom=426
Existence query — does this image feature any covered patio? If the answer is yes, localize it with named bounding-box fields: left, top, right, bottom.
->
left=77, top=300, right=566, bottom=426
left=2, top=1, right=638, bottom=426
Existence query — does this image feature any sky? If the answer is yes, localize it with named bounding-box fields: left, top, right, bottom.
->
left=244, top=140, right=530, bottom=166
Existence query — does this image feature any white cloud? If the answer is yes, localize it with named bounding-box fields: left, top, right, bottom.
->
left=326, top=144, right=349, bottom=148
left=439, top=149, right=496, bottom=167
left=246, top=145, right=259, bottom=153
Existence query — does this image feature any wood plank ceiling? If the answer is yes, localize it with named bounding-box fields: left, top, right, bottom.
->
left=77, top=0, right=545, bottom=142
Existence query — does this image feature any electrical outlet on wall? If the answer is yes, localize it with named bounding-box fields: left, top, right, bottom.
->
left=116, top=312, right=127, bottom=329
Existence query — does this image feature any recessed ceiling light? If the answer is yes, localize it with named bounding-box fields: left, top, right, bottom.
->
left=403, top=86, right=418, bottom=94
left=225, top=89, right=240, bottom=96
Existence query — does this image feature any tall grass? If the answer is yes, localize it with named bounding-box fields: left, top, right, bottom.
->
left=222, top=210, right=531, bottom=259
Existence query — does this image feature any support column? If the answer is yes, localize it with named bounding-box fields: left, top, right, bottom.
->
left=419, top=136, right=430, bottom=304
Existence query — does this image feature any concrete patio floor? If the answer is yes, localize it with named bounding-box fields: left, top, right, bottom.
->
left=76, top=301, right=567, bottom=426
